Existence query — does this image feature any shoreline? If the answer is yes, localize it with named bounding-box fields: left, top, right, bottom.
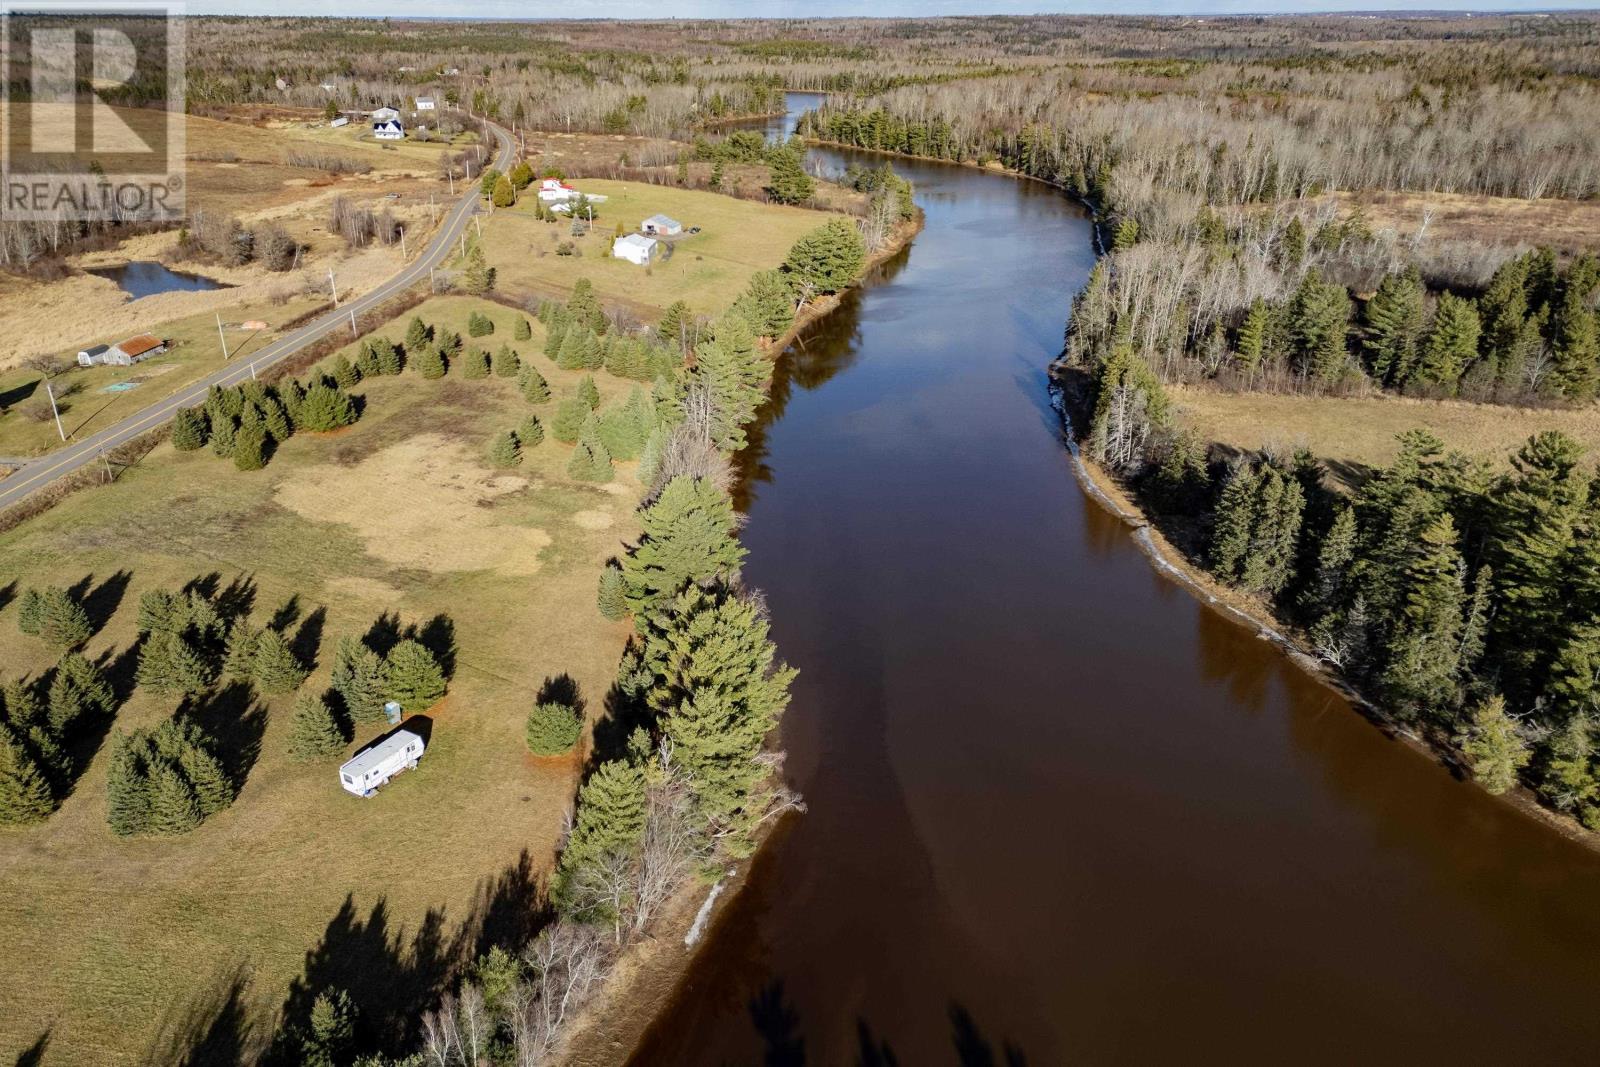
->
left=549, top=209, right=923, bottom=1065
left=1047, top=376, right=1600, bottom=856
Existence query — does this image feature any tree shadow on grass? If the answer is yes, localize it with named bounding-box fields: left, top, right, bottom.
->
left=98, top=635, right=144, bottom=706
left=0, top=579, right=18, bottom=616
left=359, top=611, right=455, bottom=677
left=290, top=607, right=327, bottom=674
left=184, top=572, right=258, bottom=626
left=66, top=569, right=132, bottom=638
left=12, top=1029, right=49, bottom=1067
left=267, top=594, right=301, bottom=634
left=361, top=611, right=404, bottom=658
left=178, top=681, right=268, bottom=796
left=143, top=959, right=269, bottom=1067
left=589, top=679, right=651, bottom=771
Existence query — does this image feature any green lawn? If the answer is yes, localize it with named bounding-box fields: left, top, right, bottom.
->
left=482, top=179, right=844, bottom=321
left=0, top=296, right=647, bottom=1064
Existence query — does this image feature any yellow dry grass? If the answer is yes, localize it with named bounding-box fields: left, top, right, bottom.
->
left=1171, top=383, right=1600, bottom=484
left=1312, top=189, right=1600, bottom=255
left=275, top=435, right=554, bottom=575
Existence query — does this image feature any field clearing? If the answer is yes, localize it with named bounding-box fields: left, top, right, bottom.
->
left=1320, top=189, right=1600, bottom=256
left=482, top=179, right=848, bottom=320
left=1170, top=383, right=1600, bottom=485
left=0, top=296, right=645, bottom=1064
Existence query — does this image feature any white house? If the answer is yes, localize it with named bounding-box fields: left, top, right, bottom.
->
left=371, top=106, right=401, bottom=122
left=538, top=178, right=576, bottom=202
left=373, top=118, right=405, bottom=141
left=641, top=213, right=683, bottom=237
left=613, top=233, right=658, bottom=266
left=340, top=728, right=426, bottom=797
left=415, top=96, right=437, bottom=111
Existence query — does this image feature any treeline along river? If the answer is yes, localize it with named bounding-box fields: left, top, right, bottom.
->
left=629, top=95, right=1600, bottom=1064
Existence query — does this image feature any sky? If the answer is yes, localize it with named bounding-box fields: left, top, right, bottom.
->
left=184, top=1, right=1600, bottom=18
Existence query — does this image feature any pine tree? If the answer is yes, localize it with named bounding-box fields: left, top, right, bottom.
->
left=460, top=347, right=490, bottom=379
left=233, top=423, right=269, bottom=471
left=462, top=246, right=495, bottom=295
left=782, top=218, right=865, bottom=295
left=330, top=638, right=389, bottom=724
left=657, top=301, right=691, bottom=349
left=374, top=338, right=404, bottom=376
left=1381, top=513, right=1466, bottom=717
left=171, top=407, right=209, bottom=451
left=1302, top=504, right=1357, bottom=623
left=692, top=316, right=767, bottom=451
left=517, top=414, right=544, bottom=448
left=1235, top=298, right=1271, bottom=377
left=642, top=587, right=796, bottom=838
left=1087, top=343, right=1169, bottom=471
left=520, top=365, right=551, bottom=404
left=296, top=384, right=358, bottom=431
left=355, top=342, right=381, bottom=379
left=730, top=269, right=796, bottom=338
left=551, top=397, right=588, bottom=443
left=1210, top=462, right=1260, bottom=582
left=597, top=565, right=628, bottom=621
left=252, top=629, right=307, bottom=694
left=404, top=317, right=431, bottom=353
left=16, top=588, right=43, bottom=635
left=387, top=640, right=445, bottom=711
left=1363, top=267, right=1427, bottom=386
left=1111, top=216, right=1139, bottom=250
left=543, top=319, right=568, bottom=360
left=493, top=343, right=521, bottom=378
left=328, top=354, right=360, bottom=389
left=48, top=653, right=113, bottom=732
left=525, top=701, right=582, bottom=756
left=514, top=317, right=532, bottom=341
left=568, top=278, right=605, bottom=333
left=287, top=694, right=348, bottom=762
left=491, top=174, right=515, bottom=208
left=147, top=759, right=202, bottom=835
left=1460, top=694, right=1529, bottom=795
left=621, top=476, right=746, bottom=612
left=0, top=726, right=54, bottom=825
left=765, top=148, right=815, bottom=204
left=137, top=631, right=215, bottom=697
left=415, top=344, right=447, bottom=380
left=34, top=587, right=91, bottom=650
left=301, top=990, right=356, bottom=1067
left=179, top=740, right=232, bottom=817
left=1240, top=466, right=1304, bottom=597
left=580, top=329, right=605, bottom=371
left=1281, top=216, right=1307, bottom=268
left=105, top=733, right=151, bottom=835
left=1543, top=711, right=1598, bottom=818
left=554, top=759, right=646, bottom=912
left=557, top=327, right=589, bottom=370
left=1415, top=292, right=1480, bottom=391
left=223, top=623, right=260, bottom=682
left=577, top=375, right=601, bottom=410
left=1287, top=270, right=1352, bottom=384
left=567, top=422, right=613, bottom=483
left=489, top=429, right=522, bottom=468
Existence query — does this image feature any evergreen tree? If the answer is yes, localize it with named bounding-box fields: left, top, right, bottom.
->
left=233, top=423, right=269, bottom=471
left=328, top=354, right=360, bottom=389
left=1460, top=694, right=1529, bottom=795
left=551, top=397, right=588, bottom=443
left=374, top=338, right=404, bottom=376
left=16, top=588, right=43, bottom=635
left=1239, top=466, right=1304, bottom=597
left=1087, top=343, right=1169, bottom=471
left=147, top=759, right=202, bottom=835
left=47, top=653, right=113, bottom=732
left=517, top=414, right=544, bottom=448
left=1287, top=270, right=1352, bottom=384
left=179, top=740, right=232, bottom=817
left=730, top=269, right=796, bottom=338
left=330, top=638, right=389, bottom=724
left=489, top=429, right=522, bottom=468
left=1543, top=711, right=1598, bottom=819
left=1235, top=298, right=1271, bottom=377
left=404, top=317, right=431, bottom=353
left=782, top=219, right=865, bottom=296
left=1302, top=504, right=1358, bottom=623
left=1210, top=462, right=1260, bottom=581
left=520, top=365, right=551, bottom=404
left=765, top=149, right=816, bottom=204
left=415, top=344, right=447, bottom=380
left=34, top=587, right=91, bottom=650
left=1415, top=292, right=1480, bottom=390
left=514, top=317, right=532, bottom=341
left=1281, top=216, right=1307, bottom=268
left=577, top=375, right=600, bottom=410
left=657, top=301, right=691, bottom=349
left=0, top=726, right=54, bottom=825
left=597, top=565, right=628, bottom=621
left=461, top=246, right=495, bottom=296
left=1363, top=267, right=1427, bottom=386
left=136, top=631, right=215, bottom=697
left=567, top=278, right=605, bottom=333
left=525, top=702, right=582, bottom=756
left=300, top=990, right=356, bottom=1067
left=493, top=343, right=521, bottom=378
left=1111, top=217, right=1139, bottom=250
left=1381, top=513, right=1466, bottom=717
left=223, top=623, right=260, bottom=682
left=354, top=342, right=381, bottom=379
left=460, top=346, right=490, bottom=379
left=105, top=733, right=151, bottom=835
left=621, top=476, right=746, bottom=612
left=252, top=629, right=307, bottom=694
left=287, top=694, right=348, bottom=762
left=557, top=327, right=590, bottom=370
left=543, top=319, right=568, bottom=360
left=581, top=329, right=605, bottom=370
left=171, top=407, right=209, bottom=451
left=296, top=384, right=358, bottom=431
left=554, top=759, right=646, bottom=912
left=567, top=421, right=614, bottom=483
left=386, top=640, right=445, bottom=711
left=491, top=174, right=515, bottom=208
left=692, top=316, right=766, bottom=451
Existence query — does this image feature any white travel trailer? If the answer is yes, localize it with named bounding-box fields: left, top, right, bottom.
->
left=340, top=728, right=425, bottom=797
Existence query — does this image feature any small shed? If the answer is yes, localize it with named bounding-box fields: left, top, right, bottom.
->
left=641, top=213, right=682, bottom=237
left=329, top=115, right=350, bottom=129
left=613, top=233, right=658, bottom=266
left=373, top=118, right=405, bottom=141
left=76, top=343, right=110, bottom=367
left=340, top=728, right=425, bottom=797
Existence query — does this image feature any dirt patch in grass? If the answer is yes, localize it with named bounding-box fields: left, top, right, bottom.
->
left=275, top=434, right=552, bottom=574
left=571, top=508, right=615, bottom=530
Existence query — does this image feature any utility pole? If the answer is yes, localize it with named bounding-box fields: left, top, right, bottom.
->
left=328, top=268, right=339, bottom=308
left=249, top=360, right=258, bottom=381
left=399, top=226, right=407, bottom=259
left=429, top=267, right=436, bottom=292
left=215, top=311, right=229, bottom=359
left=349, top=308, right=358, bottom=337
left=448, top=169, right=455, bottom=196
left=474, top=214, right=482, bottom=242
left=44, top=380, right=65, bottom=442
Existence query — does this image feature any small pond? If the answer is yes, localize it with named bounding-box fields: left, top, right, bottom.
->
left=90, top=261, right=231, bottom=299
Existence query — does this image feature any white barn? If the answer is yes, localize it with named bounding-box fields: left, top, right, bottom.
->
left=641, top=213, right=682, bottom=236
left=613, top=233, right=658, bottom=266
left=340, top=728, right=425, bottom=797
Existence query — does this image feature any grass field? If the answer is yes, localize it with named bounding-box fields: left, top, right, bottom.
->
left=0, top=296, right=646, bottom=1064
left=481, top=179, right=848, bottom=321
left=1170, top=383, right=1600, bottom=486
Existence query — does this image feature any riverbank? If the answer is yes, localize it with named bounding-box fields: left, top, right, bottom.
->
left=1050, top=376, right=1600, bottom=854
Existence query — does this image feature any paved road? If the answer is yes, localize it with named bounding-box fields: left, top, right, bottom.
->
left=0, top=117, right=513, bottom=512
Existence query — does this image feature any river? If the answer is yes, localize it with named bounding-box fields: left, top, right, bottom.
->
left=629, top=94, right=1600, bottom=1064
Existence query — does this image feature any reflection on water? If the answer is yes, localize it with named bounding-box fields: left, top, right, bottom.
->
left=90, top=260, right=230, bottom=299
left=630, top=97, right=1600, bottom=1065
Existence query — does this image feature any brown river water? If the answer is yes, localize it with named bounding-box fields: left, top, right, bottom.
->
left=627, top=96, right=1600, bottom=1065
